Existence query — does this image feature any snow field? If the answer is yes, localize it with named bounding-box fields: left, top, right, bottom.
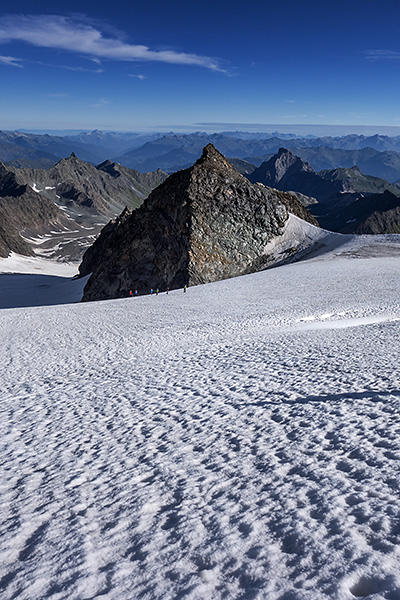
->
left=0, top=254, right=87, bottom=309
left=1, top=249, right=400, bottom=599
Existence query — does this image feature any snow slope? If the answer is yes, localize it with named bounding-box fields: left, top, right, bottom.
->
left=1, top=238, right=400, bottom=600
left=0, top=254, right=87, bottom=309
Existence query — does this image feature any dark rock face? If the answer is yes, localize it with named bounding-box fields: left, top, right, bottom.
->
left=248, top=148, right=339, bottom=201
left=80, top=145, right=317, bottom=301
left=0, top=161, right=27, bottom=197
left=327, top=190, right=400, bottom=234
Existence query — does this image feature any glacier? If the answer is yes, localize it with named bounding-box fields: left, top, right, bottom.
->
left=0, top=234, right=400, bottom=599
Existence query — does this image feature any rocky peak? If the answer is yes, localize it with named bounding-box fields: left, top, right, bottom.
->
left=79, top=144, right=316, bottom=302
left=96, top=159, right=121, bottom=178
left=195, top=143, right=236, bottom=170
left=249, top=148, right=315, bottom=189
left=273, top=148, right=314, bottom=180
left=54, top=152, right=87, bottom=171
left=350, top=165, right=363, bottom=176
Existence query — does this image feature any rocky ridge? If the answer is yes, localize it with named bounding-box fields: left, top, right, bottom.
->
left=16, top=153, right=167, bottom=217
left=0, top=156, right=166, bottom=261
left=80, top=145, right=318, bottom=301
left=0, top=161, right=68, bottom=258
left=248, top=148, right=400, bottom=232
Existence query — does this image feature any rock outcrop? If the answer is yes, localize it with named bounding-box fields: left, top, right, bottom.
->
left=79, top=145, right=317, bottom=301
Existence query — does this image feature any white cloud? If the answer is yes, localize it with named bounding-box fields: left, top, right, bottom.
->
left=0, top=54, right=23, bottom=67
left=364, top=50, right=400, bottom=61
left=0, top=14, right=225, bottom=72
left=60, top=65, right=104, bottom=73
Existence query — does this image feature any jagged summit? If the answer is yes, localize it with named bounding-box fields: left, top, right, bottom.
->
left=249, top=148, right=341, bottom=205
left=250, top=148, right=315, bottom=188
left=79, top=144, right=317, bottom=301
left=53, top=152, right=86, bottom=170
left=195, top=143, right=236, bottom=170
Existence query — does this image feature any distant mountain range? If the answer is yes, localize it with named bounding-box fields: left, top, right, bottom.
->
left=110, top=133, right=400, bottom=181
left=0, top=130, right=165, bottom=169
left=1, top=141, right=400, bottom=264
left=110, top=133, right=400, bottom=179
left=3, top=129, right=400, bottom=182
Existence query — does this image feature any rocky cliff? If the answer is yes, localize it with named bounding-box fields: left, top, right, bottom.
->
left=326, top=190, right=400, bottom=234
left=80, top=145, right=318, bottom=301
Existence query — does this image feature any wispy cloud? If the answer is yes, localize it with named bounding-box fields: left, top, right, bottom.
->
left=128, top=74, right=147, bottom=80
left=280, top=114, right=308, bottom=120
left=0, top=14, right=226, bottom=72
left=0, top=54, right=23, bottom=67
left=364, top=49, right=400, bottom=61
left=60, top=65, right=104, bottom=73
left=31, top=59, right=103, bottom=73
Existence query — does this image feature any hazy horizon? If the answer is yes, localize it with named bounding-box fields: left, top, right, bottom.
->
left=9, top=123, right=400, bottom=139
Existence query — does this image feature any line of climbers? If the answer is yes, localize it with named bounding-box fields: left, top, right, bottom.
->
left=129, top=285, right=187, bottom=297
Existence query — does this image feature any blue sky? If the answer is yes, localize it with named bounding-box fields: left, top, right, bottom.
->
left=1, top=0, right=400, bottom=133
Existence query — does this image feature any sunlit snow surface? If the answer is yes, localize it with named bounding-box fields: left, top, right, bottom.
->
left=1, top=238, right=400, bottom=600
